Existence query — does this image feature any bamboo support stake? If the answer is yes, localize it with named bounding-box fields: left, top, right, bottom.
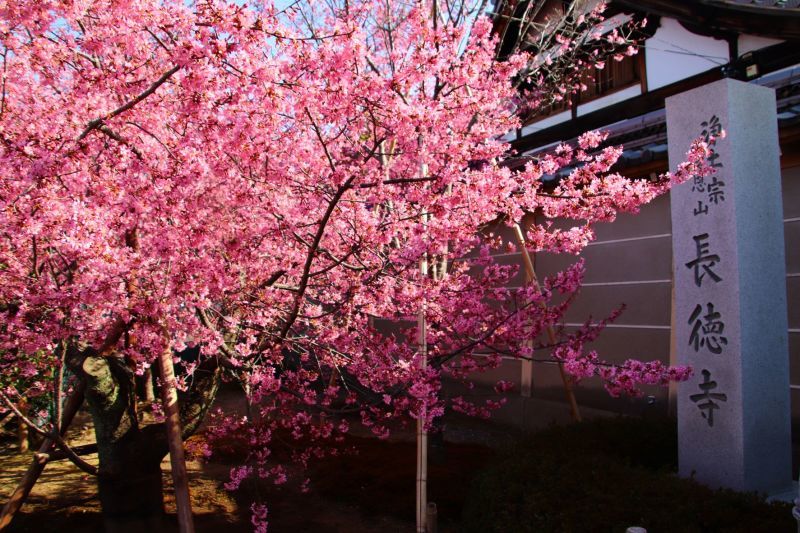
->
left=513, top=224, right=582, bottom=422
left=0, top=383, right=85, bottom=531
left=416, top=157, right=429, bottom=533
left=158, top=344, right=195, bottom=533
left=415, top=274, right=429, bottom=533
left=426, top=502, right=438, bottom=533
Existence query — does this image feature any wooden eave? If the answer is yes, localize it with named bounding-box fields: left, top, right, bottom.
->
left=615, top=0, right=800, bottom=40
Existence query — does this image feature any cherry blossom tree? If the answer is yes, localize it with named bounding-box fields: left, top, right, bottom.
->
left=0, top=0, right=712, bottom=530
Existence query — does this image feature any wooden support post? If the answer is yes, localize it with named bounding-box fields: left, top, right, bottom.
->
left=158, top=346, right=195, bottom=533
left=514, top=224, right=536, bottom=398
left=0, top=383, right=85, bottom=531
left=513, top=224, right=582, bottom=422
left=17, top=399, right=28, bottom=454
left=143, top=367, right=155, bottom=404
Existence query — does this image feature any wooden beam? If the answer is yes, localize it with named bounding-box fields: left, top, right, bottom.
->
left=511, top=41, right=800, bottom=155
left=511, top=68, right=723, bottom=154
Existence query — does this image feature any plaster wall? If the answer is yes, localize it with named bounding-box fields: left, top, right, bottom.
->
left=645, top=18, right=729, bottom=91
left=738, top=34, right=783, bottom=56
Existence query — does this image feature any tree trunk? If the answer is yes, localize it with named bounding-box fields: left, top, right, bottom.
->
left=95, top=441, right=166, bottom=533
left=65, top=345, right=220, bottom=533
left=83, top=353, right=171, bottom=532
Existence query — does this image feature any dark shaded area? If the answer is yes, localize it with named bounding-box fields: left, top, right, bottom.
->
left=4, top=409, right=795, bottom=532
left=7, top=510, right=243, bottom=533
left=308, top=435, right=494, bottom=529
left=214, top=429, right=493, bottom=532
left=462, top=416, right=793, bottom=533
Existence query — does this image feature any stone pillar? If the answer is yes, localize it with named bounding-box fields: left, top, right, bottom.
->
left=666, top=78, right=791, bottom=493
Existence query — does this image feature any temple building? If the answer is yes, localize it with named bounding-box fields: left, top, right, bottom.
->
left=470, top=0, right=800, bottom=428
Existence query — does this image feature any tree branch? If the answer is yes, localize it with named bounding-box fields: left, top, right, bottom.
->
left=77, top=65, right=180, bottom=141
left=357, top=176, right=438, bottom=188
left=42, top=442, right=98, bottom=461
left=97, top=125, right=143, bottom=160
left=280, top=175, right=356, bottom=340
left=0, top=392, right=98, bottom=476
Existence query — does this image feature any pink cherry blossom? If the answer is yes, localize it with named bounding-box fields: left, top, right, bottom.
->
left=0, top=1, right=715, bottom=529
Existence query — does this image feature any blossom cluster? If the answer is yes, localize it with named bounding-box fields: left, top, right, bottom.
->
left=0, top=1, right=714, bottom=527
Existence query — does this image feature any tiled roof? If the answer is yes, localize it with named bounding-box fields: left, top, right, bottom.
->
left=713, top=0, right=800, bottom=8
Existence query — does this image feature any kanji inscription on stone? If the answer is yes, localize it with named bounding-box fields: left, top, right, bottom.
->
left=685, top=233, right=722, bottom=287
left=688, top=302, right=728, bottom=354
left=689, top=369, right=728, bottom=427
